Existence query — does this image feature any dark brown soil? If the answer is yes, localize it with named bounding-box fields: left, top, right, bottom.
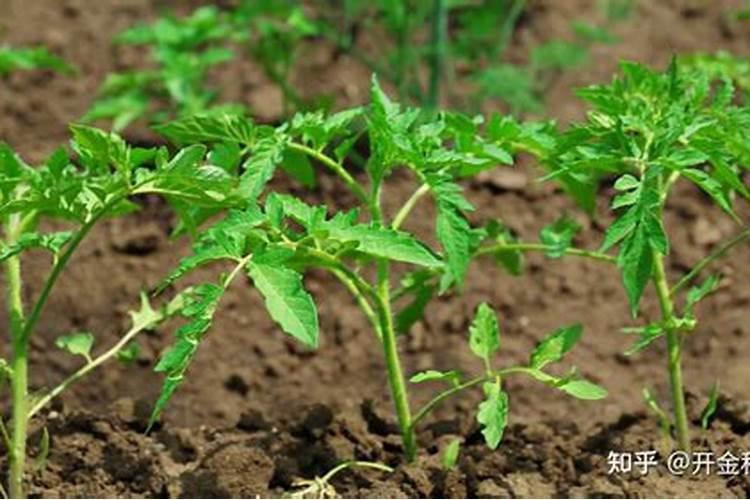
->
left=2, top=0, right=750, bottom=497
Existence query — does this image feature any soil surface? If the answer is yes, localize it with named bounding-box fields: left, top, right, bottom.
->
left=2, top=0, right=750, bottom=497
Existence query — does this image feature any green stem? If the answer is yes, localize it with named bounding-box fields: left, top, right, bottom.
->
left=652, top=249, right=690, bottom=451
left=4, top=217, right=27, bottom=499
left=427, top=0, right=447, bottom=109
left=410, top=366, right=537, bottom=430
left=376, top=259, right=416, bottom=461
left=671, top=227, right=750, bottom=296
left=20, top=215, right=101, bottom=342
left=286, top=143, right=369, bottom=204
left=392, top=183, right=430, bottom=230
left=475, top=241, right=617, bottom=264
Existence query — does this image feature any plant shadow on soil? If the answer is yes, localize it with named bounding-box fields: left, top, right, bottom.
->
left=2, top=0, right=750, bottom=498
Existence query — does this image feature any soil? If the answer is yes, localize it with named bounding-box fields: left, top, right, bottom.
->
left=2, top=0, right=750, bottom=497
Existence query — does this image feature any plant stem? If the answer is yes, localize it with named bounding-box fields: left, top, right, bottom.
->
left=652, top=249, right=690, bottom=451
left=376, top=259, right=416, bottom=461
left=475, top=241, right=617, bottom=264
left=427, top=0, right=447, bottom=109
left=4, top=218, right=27, bottom=499
left=392, top=183, right=430, bottom=230
left=286, top=142, right=369, bottom=203
left=28, top=322, right=145, bottom=418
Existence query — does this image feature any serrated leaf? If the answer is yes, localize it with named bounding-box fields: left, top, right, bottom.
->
left=240, top=137, right=285, bottom=200
left=327, top=223, right=442, bottom=268
left=155, top=113, right=255, bottom=146
left=150, top=283, right=224, bottom=427
left=557, top=379, right=607, bottom=400
left=469, top=303, right=500, bottom=366
left=477, top=382, right=509, bottom=450
left=539, top=216, right=581, bottom=259
left=247, top=251, right=319, bottom=348
left=409, top=370, right=462, bottom=386
left=529, top=324, right=582, bottom=369
left=55, top=332, right=94, bottom=362
left=429, top=177, right=476, bottom=291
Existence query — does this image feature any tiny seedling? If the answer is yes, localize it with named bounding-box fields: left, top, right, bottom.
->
left=0, top=126, right=243, bottom=497
left=412, top=303, right=605, bottom=451
left=535, top=60, right=750, bottom=450
left=148, top=77, right=605, bottom=462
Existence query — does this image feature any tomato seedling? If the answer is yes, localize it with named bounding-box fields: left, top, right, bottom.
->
left=150, top=77, right=606, bottom=461
left=536, top=60, right=750, bottom=450
left=0, top=127, right=244, bottom=497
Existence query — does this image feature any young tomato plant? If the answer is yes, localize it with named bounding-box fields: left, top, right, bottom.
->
left=0, top=127, right=243, bottom=497
left=412, top=303, right=605, bottom=451
left=82, top=6, right=243, bottom=131
left=542, top=61, right=750, bottom=450
left=149, top=77, right=606, bottom=461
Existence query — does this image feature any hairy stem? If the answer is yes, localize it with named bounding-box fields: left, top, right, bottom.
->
left=287, top=143, right=369, bottom=203
left=652, top=250, right=690, bottom=451
left=4, top=217, right=28, bottom=499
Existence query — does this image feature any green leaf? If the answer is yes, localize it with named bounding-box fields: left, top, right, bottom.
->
left=685, top=274, right=721, bottom=314
left=409, top=370, right=462, bottom=386
left=240, top=136, right=286, bottom=200
left=429, top=177, right=476, bottom=290
left=150, top=283, right=224, bottom=426
left=681, top=168, right=735, bottom=217
left=55, top=332, right=95, bottom=362
left=623, top=323, right=665, bottom=355
left=557, top=379, right=608, bottom=400
left=116, top=342, right=141, bottom=364
left=395, top=272, right=438, bottom=334
left=484, top=220, right=524, bottom=276
left=247, top=249, right=319, bottom=348
left=700, top=381, right=720, bottom=430
left=539, top=216, right=581, bottom=259
left=442, top=439, right=461, bottom=470
left=128, top=293, right=165, bottom=331
left=529, top=324, right=582, bottom=369
left=281, top=147, right=316, bottom=188
left=476, top=382, right=509, bottom=450
left=155, top=112, right=255, bottom=146
left=0, top=46, right=73, bottom=75
left=469, top=303, right=500, bottom=366
left=0, top=232, right=73, bottom=264
left=327, top=223, right=442, bottom=268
